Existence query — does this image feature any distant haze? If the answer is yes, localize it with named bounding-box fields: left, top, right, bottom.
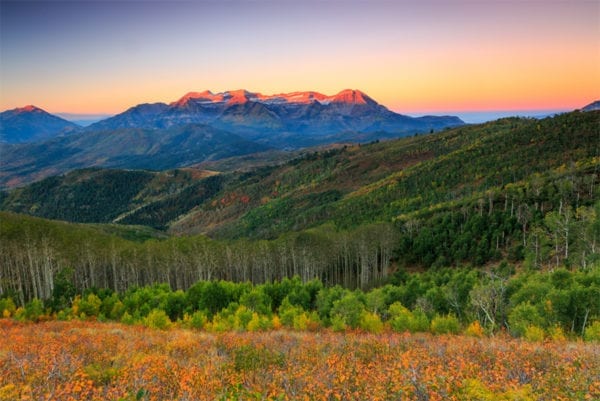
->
left=412, top=109, right=571, bottom=124
left=56, top=114, right=112, bottom=127
left=59, top=109, right=570, bottom=126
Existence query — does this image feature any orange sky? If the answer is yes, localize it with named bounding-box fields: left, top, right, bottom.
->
left=1, top=1, right=599, bottom=115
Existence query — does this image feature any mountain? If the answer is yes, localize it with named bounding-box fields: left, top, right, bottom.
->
left=0, top=89, right=463, bottom=188
left=0, top=124, right=268, bottom=188
left=88, top=89, right=464, bottom=146
left=3, top=111, right=597, bottom=241
left=582, top=100, right=600, bottom=111
left=88, top=103, right=169, bottom=130
left=0, top=105, right=80, bottom=143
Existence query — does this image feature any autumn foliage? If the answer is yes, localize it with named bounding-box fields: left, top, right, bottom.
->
left=1, top=320, right=599, bottom=401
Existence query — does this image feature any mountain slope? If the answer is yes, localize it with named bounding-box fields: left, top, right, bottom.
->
left=87, top=89, right=464, bottom=146
left=582, top=100, right=600, bottom=111
left=0, top=124, right=268, bottom=188
left=87, top=103, right=169, bottom=130
left=196, top=110, right=599, bottom=239
left=0, top=168, right=220, bottom=226
left=3, top=111, right=598, bottom=242
left=0, top=105, right=80, bottom=143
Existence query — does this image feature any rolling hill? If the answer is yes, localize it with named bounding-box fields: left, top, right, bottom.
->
left=3, top=110, right=598, bottom=240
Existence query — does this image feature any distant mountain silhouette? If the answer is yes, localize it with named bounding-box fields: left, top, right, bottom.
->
left=581, top=100, right=600, bottom=111
left=0, top=105, right=80, bottom=143
left=0, top=124, right=268, bottom=188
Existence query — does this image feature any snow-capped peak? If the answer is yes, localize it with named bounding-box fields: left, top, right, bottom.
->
left=15, top=105, right=43, bottom=113
left=171, top=89, right=379, bottom=108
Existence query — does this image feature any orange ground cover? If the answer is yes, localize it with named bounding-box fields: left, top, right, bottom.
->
left=1, top=319, right=598, bottom=400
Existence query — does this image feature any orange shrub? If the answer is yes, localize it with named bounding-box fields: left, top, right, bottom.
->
left=1, top=320, right=598, bottom=400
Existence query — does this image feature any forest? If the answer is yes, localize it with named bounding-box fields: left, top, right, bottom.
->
left=0, top=111, right=599, bottom=341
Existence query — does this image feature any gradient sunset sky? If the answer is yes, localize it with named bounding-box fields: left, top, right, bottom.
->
left=1, top=0, right=599, bottom=117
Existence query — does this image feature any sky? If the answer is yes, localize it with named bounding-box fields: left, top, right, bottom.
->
left=1, top=0, right=599, bottom=120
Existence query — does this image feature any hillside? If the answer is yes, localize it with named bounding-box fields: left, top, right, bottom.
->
left=582, top=100, right=600, bottom=112
left=2, top=111, right=598, bottom=268
left=3, top=111, right=598, bottom=237
left=0, top=168, right=220, bottom=224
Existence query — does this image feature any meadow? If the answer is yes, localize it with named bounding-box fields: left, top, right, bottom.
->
left=1, top=319, right=598, bottom=401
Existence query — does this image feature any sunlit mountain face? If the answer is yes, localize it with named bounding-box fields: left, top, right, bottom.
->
left=86, top=89, right=464, bottom=143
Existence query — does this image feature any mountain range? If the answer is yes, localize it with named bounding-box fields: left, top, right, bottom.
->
left=0, top=124, right=269, bottom=188
left=88, top=89, right=464, bottom=142
left=0, top=89, right=465, bottom=188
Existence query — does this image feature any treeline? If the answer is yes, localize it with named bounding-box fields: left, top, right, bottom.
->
left=397, top=193, right=600, bottom=269
left=2, top=269, right=599, bottom=341
left=1, top=198, right=598, bottom=307
left=0, top=212, right=398, bottom=305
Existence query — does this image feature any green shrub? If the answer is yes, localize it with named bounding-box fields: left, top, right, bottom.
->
left=388, top=302, right=413, bottom=332
left=56, top=308, right=74, bottom=321
left=120, top=311, right=135, bottom=325
left=430, top=314, right=461, bottom=335
left=292, top=312, right=310, bottom=331
left=109, top=300, right=126, bottom=320
left=508, top=302, right=545, bottom=337
left=524, top=325, right=545, bottom=342
left=409, top=310, right=431, bottom=332
left=331, top=315, right=347, bottom=332
left=239, top=289, right=272, bottom=315
left=359, top=312, right=384, bottom=333
left=278, top=298, right=303, bottom=328
left=0, top=297, right=16, bottom=318
left=232, top=345, right=285, bottom=372
left=388, top=302, right=429, bottom=333
left=182, top=310, right=207, bottom=330
left=246, top=313, right=273, bottom=332
left=21, top=298, right=45, bottom=322
left=83, top=363, right=120, bottom=385
left=73, top=294, right=102, bottom=318
left=330, top=292, right=365, bottom=329
left=144, top=309, right=171, bottom=330
left=233, top=305, right=254, bottom=331
left=584, top=321, right=600, bottom=342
